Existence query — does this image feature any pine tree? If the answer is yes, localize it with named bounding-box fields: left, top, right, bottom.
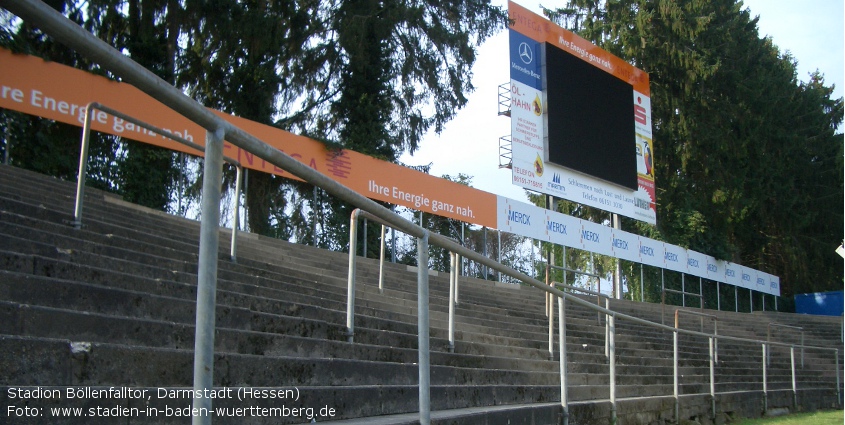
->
left=543, top=0, right=843, bottom=303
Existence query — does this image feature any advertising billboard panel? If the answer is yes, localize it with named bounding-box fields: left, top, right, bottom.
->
left=0, top=48, right=780, bottom=297
left=508, top=1, right=656, bottom=224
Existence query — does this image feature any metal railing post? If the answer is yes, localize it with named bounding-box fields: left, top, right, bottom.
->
left=72, top=103, right=242, bottom=231
left=549, top=281, right=555, bottom=360
left=717, top=281, right=721, bottom=311
left=379, top=224, right=386, bottom=293
left=558, top=294, right=568, bottom=425
left=834, top=348, right=842, bottom=407
left=709, top=336, right=716, bottom=420
left=455, top=254, right=461, bottom=305
left=605, top=298, right=609, bottom=359
left=346, top=210, right=361, bottom=343
left=73, top=104, right=95, bottom=229
left=363, top=217, right=367, bottom=258
left=448, top=251, right=456, bottom=353
left=417, top=232, right=431, bottom=425
left=229, top=164, right=242, bottom=262
left=191, top=127, right=225, bottom=425
left=768, top=323, right=804, bottom=367
left=790, top=346, right=797, bottom=411
left=545, top=263, right=551, bottom=318
left=673, top=315, right=679, bottom=423
left=714, top=320, right=719, bottom=364
left=609, top=308, right=617, bottom=425
left=762, top=343, right=768, bottom=413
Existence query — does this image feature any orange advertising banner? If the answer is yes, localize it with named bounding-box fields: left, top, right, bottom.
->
left=508, top=1, right=650, bottom=95
left=0, top=48, right=497, bottom=227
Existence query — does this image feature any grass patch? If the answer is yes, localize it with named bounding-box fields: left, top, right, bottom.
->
left=731, top=409, right=843, bottom=425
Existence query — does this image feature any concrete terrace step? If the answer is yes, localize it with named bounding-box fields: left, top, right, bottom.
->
left=2, top=164, right=842, bottom=423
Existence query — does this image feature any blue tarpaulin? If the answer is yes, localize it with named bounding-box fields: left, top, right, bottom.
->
left=794, top=291, right=844, bottom=316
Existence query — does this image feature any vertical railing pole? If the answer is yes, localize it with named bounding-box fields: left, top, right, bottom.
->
left=497, top=229, right=502, bottom=282
left=790, top=346, right=797, bottom=411
left=558, top=295, right=568, bottom=425
left=417, top=232, right=431, bottom=425
left=455, top=254, right=461, bottom=305
left=312, top=186, right=318, bottom=247
left=709, top=336, right=716, bottom=420
left=545, top=263, right=551, bottom=318
left=548, top=281, right=555, bottom=360
left=714, top=320, right=719, bottom=364
left=750, top=289, right=753, bottom=313
left=762, top=343, right=768, bottom=413
left=73, top=105, right=95, bottom=228
left=605, top=298, right=609, bottom=359
left=717, top=281, right=721, bottom=311
left=673, top=317, right=679, bottom=423
left=609, top=308, right=617, bottom=425
left=230, top=165, right=242, bottom=262
left=191, top=127, right=225, bottom=425
left=378, top=224, right=386, bottom=293
left=448, top=251, right=456, bottom=353
left=834, top=348, right=842, bottom=407
left=346, top=211, right=359, bottom=343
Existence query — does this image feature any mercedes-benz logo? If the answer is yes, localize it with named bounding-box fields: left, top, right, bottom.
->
left=518, top=42, right=533, bottom=64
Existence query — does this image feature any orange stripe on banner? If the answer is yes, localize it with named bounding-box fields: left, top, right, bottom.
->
left=508, top=1, right=650, bottom=95
left=0, top=48, right=497, bottom=227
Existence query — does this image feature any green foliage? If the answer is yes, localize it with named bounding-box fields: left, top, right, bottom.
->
left=2, top=0, right=507, bottom=241
left=543, top=0, right=843, bottom=302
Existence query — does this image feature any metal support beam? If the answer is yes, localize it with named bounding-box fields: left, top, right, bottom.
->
left=558, top=295, right=569, bottom=425
left=448, top=251, right=456, bottom=353
left=230, top=165, right=242, bottom=262
left=379, top=224, right=386, bottom=293
left=608, top=299, right=617, bottom=425
left=612, top=213, right=621, bottom=299
left=192, top=127, right=225, bottom=425
left=346, top=210, right=360, bottom=343
left=673, top=324, right=679, bottom=423
left=417, top=232, right=431, bottom=425
left=709, top=337, right=716, bottom=420
left=762, top=344, right=768, bottom=413
left=549, top=279, right=555, bottom=360
left=790, top=346, right=797, bottom=411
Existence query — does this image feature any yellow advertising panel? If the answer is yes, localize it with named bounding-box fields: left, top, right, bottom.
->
left=0, top=48, right=497, bottom=227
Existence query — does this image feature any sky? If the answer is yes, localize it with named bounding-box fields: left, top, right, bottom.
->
left=400, top=0, right=845, bottom=205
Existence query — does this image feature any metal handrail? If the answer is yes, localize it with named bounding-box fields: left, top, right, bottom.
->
left=540, top=258, right=605, bottom=325
left=348, top=209, right=463, bottom=351
left=768, top=323, right=804, bottom=368
left=661, top=287, right=703, bottom=325
left=72, top=102, right=245, bottom=262
left=7, top=2, right=839, bottom=423
left=676, top=308, right=719, bottom=363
